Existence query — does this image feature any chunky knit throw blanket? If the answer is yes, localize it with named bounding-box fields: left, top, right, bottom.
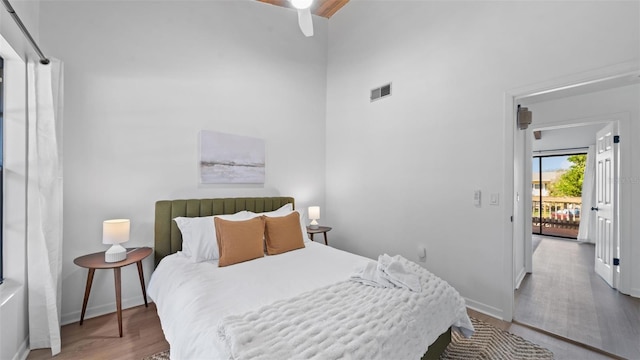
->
left=218, top=255, right=474, bottom=360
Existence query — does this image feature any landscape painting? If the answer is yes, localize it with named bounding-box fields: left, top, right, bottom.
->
left=199, top=130, right=265, bottom=184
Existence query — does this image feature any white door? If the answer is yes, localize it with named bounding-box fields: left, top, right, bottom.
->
left=594, top=123, right=618, bottom=288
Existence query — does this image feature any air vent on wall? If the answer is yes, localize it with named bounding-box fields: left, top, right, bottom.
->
left=370, top=83, right=392, bottom=102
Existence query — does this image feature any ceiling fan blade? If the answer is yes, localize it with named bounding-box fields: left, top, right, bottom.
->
left=297, top=7, right=314, bottom=37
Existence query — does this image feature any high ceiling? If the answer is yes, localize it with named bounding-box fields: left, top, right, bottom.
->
left=256, top=0, right=349, bottom=18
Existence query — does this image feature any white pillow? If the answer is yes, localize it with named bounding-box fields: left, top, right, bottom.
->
left=174, top=211, right=253, bottom=262
left=257, top=203, right=293, bottom=217
left=257, top=207, right=310, bottom=244
left=296, top=208, right=311, bottom=243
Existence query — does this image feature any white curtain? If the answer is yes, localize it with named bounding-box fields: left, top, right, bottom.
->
left=27, top=59, right=64, bottom=355
left=577, top=145, right=595, bottom=243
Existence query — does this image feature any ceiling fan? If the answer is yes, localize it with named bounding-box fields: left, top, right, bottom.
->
left=258, top=0, right=349, bottom=36
left=290, top=0, right=314, bottom=37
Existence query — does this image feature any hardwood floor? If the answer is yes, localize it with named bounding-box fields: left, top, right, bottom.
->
left=469, top=309, right=617, bottom=360
left=515, top=236, right=640, bottom=359
left=27, top=303, right=168, bottom=360
left=25, top=302, right=619, bottom=359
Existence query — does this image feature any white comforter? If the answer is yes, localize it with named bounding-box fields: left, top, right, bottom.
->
left=148, top=242, right=472, bottom=360
left=218, top=255, right=473, bottom=360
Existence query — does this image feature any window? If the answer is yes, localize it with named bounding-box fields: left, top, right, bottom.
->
left=0, top=57, right=4, bottom=284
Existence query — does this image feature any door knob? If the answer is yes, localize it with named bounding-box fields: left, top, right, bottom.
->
left=591, top=207, right=599, bottom=211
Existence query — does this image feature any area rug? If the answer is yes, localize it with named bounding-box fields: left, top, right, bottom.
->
left=142, top=317, right=553, bottom=360
left=142, top=351, right=170, bottom=360
left=440, top=317, right=554, bottom=359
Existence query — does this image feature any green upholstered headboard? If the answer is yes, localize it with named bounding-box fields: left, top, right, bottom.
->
left=154, top=197, right=295, bottom=267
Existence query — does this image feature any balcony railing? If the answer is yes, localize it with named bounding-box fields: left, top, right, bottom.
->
left=532, top=196, right=581, bottom=238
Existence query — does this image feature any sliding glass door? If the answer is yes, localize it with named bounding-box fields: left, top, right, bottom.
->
left=532, top=154, right=586, bottom=239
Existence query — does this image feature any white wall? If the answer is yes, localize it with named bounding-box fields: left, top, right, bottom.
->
left=531, top=124, right=604, bottom=152
left=527, top=84, right=640, bottom=296
left=38, top=0, right=329, bottom=323
left=0, top=0, right=40, bottom=60
left=326, top=1, right=639, bottom=318
left=1, top=1, right=40, bottom=359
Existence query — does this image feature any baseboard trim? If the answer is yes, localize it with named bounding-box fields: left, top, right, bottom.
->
left=61, top=296, right=150, bottom=325
left=464, top=297, right=506, bottom=321
left=13, top=338, right=29, bottom=360
left=514, top=267, right=526, bottom=290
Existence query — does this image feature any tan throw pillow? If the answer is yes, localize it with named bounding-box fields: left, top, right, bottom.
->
left=214, top=216, right=265, bottom=267
left=264, top=212, right=305, bottom=255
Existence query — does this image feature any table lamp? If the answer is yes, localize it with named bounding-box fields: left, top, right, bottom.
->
left=103, top=219, right=130, bottom=263
left=308, top=206, right=320, bottom=229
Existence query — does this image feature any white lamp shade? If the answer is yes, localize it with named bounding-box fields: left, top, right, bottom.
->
left=307, top=206, right=320, bottom=229
left=103, top=219, right=130, bottom=245
left=290, top=0, right=313, bottom=10
left=308, top=206, right=320, bottom=220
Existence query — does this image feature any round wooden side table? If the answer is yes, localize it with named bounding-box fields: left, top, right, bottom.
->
left=73, top=246, right=152, bottom=337
left=306, top=226, right=332, bottom=245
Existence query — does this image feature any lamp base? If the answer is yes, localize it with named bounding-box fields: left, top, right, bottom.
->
left=309, top=220, right=319, bottom=230
left=105, top=244, right=127, bottom=263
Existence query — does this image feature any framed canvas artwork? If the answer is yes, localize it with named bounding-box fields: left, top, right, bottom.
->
left=199, top=130, right=265, bottom=184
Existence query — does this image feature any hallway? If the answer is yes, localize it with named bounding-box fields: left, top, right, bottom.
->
left=515, top=236, right=640, bottom=359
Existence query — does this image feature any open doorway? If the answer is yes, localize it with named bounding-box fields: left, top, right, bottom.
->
left=532, top=153, right=586, bottom=239
left=512, top=89, right=640, bottom=358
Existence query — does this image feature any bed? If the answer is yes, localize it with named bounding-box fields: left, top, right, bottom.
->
left=148, top=197, right=473, bottom=359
